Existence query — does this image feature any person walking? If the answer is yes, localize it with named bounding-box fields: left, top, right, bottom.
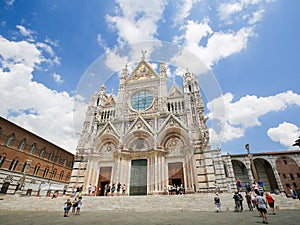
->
left=256, top=192, right=269, bottom=224
left=233, top=191, right=241, bottom=212
left=265, top=192, right=276, bottom=214
left=214, top=193, right=221, bottom=212
left=238, top=192, right=244, bottom=212
left=246, top=192, right=253, bottom=211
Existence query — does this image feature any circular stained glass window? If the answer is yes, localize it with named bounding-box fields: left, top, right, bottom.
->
left=130, top=91, right=153, bottom=111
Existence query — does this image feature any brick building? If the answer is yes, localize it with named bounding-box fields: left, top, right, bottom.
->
left=0, top=116, right=74, bottom=196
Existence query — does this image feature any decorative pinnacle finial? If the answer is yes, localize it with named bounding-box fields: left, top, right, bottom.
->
left=141, top=50, right=147, bottom=60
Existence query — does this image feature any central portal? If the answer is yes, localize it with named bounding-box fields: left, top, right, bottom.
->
left=130, top=159, right=147, bottom=195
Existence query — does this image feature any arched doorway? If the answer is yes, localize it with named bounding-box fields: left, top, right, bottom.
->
left=232, top=160, right=250, bottom=190
left=254, top=158, right=278, bottom=192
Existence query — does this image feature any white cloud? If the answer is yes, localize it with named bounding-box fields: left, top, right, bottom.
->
left=267, top=122, right=300, bottom=149
left=218, top=2, right=243, bottom=24
left=207, top=91, right=300, bottom=145
left=0, top=35, right=79, bottom=154
left=52, top=72, right=63, bottom=84
left=248, top=8, right=264, bottom=24
left=173, top=0, right=203, bottom=25
left=106, top=0, right=166, bottom=44
left=172, top=20, right=254, bottom=72
left=16, top=25, right=35, bottom=41
left=104, top=48, right=128, bottom=73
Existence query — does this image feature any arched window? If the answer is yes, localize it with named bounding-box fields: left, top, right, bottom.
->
left=0, top=155, right=6, bottom=168
left=56, top=155, right=61, bottom=164
left=51, top=169, right=57, bottom=179
left=5, top=133, right=15, bottom=147
left=63, top=158, right=67, bottom=167
left=48, top=152, right=54, bottom=161
left=33, top=164, right=41, bottom=175
left=29, top=143, right=36, bottom=154
left=39, top=147, right=46, bottom=158
left=59, top=171, right=64, bottom=180
left=43, top=167, right=50, bottom=178
left=21, top=161, right=30, bottom=173
left=9, top=158, right=19, bottom=171
left=65, top=173, right=71, bottom=182
left=18, top=138, right=26, bottom=151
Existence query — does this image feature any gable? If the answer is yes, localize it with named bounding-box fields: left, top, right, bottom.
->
left=126, top=61, right=159, bottom=83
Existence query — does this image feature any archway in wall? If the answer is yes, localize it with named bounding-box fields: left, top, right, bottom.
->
left=232, top=160, right=250, bottom=190
left=254, top=158, right=278, bottom=192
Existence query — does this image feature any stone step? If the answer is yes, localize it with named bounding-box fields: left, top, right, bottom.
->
left=0, top=193, right=299, bottom=212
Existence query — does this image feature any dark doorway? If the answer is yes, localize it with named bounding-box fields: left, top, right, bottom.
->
left=99, top=181, right=109, bottom=196
left=0, top=182, right=10, bottom=194
left=171, top=178, right=182, bottom=186
left=168, top=162, right=184, bottom=186
left=130, top=159, right=147, bottom=195
left=98, top=166, right=112, bottom=196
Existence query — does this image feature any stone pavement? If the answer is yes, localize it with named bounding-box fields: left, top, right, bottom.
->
left=0, top=192, right=299, bottom=224
left=1, top=209, right=300, bottom=225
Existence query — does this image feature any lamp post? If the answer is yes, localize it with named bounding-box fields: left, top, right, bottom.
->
left=245, top=144, right=259, bottom=182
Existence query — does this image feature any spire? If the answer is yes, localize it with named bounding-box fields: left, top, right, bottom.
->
left=160, top=56, right=167, bottom=78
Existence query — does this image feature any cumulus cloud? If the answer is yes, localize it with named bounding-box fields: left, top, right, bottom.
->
left=267, top=122, right=300, bottom=149
left=207, top=91, right=300, bottom=146
left=0, top=35, right=79, bottom=154
left=172, top=19, right=254, bottom=72
left=106, top=0, right=166, bottom=44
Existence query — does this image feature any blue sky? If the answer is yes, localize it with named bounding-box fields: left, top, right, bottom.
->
left=0, top=0, right=299, bottom=154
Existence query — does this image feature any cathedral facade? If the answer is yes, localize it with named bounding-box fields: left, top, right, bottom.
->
left=69, top=54, right=230, bottom=195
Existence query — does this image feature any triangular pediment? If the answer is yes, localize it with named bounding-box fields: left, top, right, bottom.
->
left=169, top=84, right=183, bottom=97
left=125, top=116, right=154, bottom=136
left=98, top=122, right=120, bottom=138
left=126, top=60, right=160, bottom=83
left=157, top=114, right=188, bottom=135
left=102, top=94, right=115, bottom=108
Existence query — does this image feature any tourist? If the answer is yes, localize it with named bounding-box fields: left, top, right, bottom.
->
left=214, top=193, right=221, bottom=212
left=245, top=183, right=252, bottom=192
left=236, top=178, right=242, bottom=191
left=106, top=184, right=111, bottom=196
left=238, top=192, right=244, bottom=212
left=104, top=184, right=108, bottom=196
left=63, top=198, right=72, bottom=217
left=88, top=184, right=92, bottom=195
left=117, top=182, right=121, bottom=195
left=111, top=183, right=116, bottom=196
left=265, top=192, right=276, bottom=214
left=122, top=184, right=126, bottom=195
left=75, top=196, right=83, bottom=215
left=256, top=192, right=268, bottom=224
left=290, top=187, right=297, bottom=199
left=233, top=191, right=241, bottom=212
left=71, top=197, right=78, bottom=214
left=245, top=192, right=253, bottom=211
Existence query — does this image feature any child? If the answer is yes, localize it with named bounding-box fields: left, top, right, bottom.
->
left=72, top=197, right=78, bottom=214
left=63, top=199, right=72, bottom=217
left=75, top=196, right=83, bottom=215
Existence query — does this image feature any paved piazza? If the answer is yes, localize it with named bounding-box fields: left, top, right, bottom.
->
left=1, top=209, right=300, bottom=225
